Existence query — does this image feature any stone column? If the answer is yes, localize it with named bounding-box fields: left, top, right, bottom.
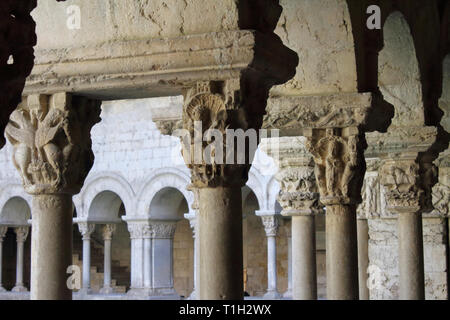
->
left=369, top=126, right=437, bottom=300
left=77, top=222, right=95, bottom=293
left=177, top=81, right=256, bottom=300
left=380, top=158, right=426, bottom=300
left=126, top=221, right=146, bottom=296
left=143, top=224, right=153, bottom=294
left=5, top=93, right=101, bottom=299
left=265, top=136, right=323, bottom=300
left=184, top=212, right=198, bottom=300
left=258, top=214, right=281, bottom=299
left=0, top=226, right=8, bottom=292
left=355, top=162, right=381, bottom=300
left=283, top=225, right=292, bottom=298
left=357, top=214, right=369, bottom=300
left=100, top=224, right=116, bottom=294
left=305, top=126, right=367, bottom=300
left=12, top=226, right=29, bottom=292
left=150, top=220, right=178, bottom=297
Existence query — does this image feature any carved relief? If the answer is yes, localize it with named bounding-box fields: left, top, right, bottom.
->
left=181, top=81, right=251, bottom=188
left=14, top=226, right=29, bottom=242
left=5, top=93, right=101, bottom=195
left=263, top=93, right=371, bottom=130
left=306, top=128, right=365, bottom=205
left=127, top=222, right=145, bottom=240
left=0, top=226, right=8, bottom=240
left=78, top=222, right=95, bottom=241
left=357, top=174, right=381, bottom=219
left=102, top=224, right=116, bottom=241
left=261, top=215, right=279, bottom=237
left=431, top=182, right=450, bottom=217
left=154, top=119, right=182, bottom=136
left=150, top=221, right=177, bottom=239
left=276, top=165, right=321, bottom=214
left=379, top=160, right=422, bottom=210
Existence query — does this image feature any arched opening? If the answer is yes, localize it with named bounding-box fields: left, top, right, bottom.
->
left=74, top=191, right=130, bottom=293
left=150, top=187, right=190, bottom=297
left=0, top=197, right=31, bottom=291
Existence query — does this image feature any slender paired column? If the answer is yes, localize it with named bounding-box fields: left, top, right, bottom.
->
left=143, top=224, right=153, bottom=294
left=5, top=93, right=101, bottom=299
left=126, top=221, right=145, bottom=296
left=77, top=222, right=95, bottom=293
left=305, top=127, right=367, bottom=300
left=100, top=224, right=116, bottom=294
left=283, top=225, right=292, bottom=298
left=150, top=220, right=177, bottom=296
left=184, top=212, right=198, bottom=300
left=12, top=226, right=29, bottom=292
left=0, top=226, right=8, bottom=292
left=259, top=214, right=281, bottom=299
left=356, top=215, right=369, bottom=300
left=356, top=165, right=380, bottom=300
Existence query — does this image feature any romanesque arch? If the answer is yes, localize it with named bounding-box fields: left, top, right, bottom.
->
left=135, top=168, right=193, bottom=218
left=77, top=172, right=135, bottom=219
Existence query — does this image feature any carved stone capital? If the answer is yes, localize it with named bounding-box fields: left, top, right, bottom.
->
left=102, top=224, right=116, bottom=241
left=14, top=226, right=29, bottom=243
left=184, top=212, right=197, bottom=237
left=260, top=215, right=279, bottom=237
left=276, top=165, right=321, bottom=216
left=181, top=80, right=254, bottom=188
left=154, top=119, right=183, bottom=136
left=127, top=222, right=146, bottom=240
left=305, top=127, right=366, bottom=206
left=5, top=93, right=101, bottom=195
left=0, top=226, right=8, bottom=240
left=78, top=222, right=95, bottom=241
left=379, top=159, right=423, bottom=213
left=150, top=221, right=177, bottom=239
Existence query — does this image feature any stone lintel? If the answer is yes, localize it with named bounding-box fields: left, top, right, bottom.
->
left=263, top=92, right=373, bottom=134
left=365, top=126, right=438, bottom=159
left=25, top=30, right=294, bottom=100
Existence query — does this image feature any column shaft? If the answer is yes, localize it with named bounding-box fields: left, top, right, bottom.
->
left=398, top=212, right=425, bottom=300
left=198, top=187, right=243, bottom=300
left=267, top=236, right=277, bottom=292
left=357, top=218, right=369, bottom=300
left=103, top=239, right=112, bottom=288
left=326, top=204, right=359, bottom=300
left=0, top=234, right=5, bottom=291
left=144, top=238, right=152, bottom=290
left=16, top=239, right=24, bottom=287
left=31, top=194, right=73, bottom=300
left=292, top=215, right=317, bottom=300
left=82, top=239, right=91, bottom=290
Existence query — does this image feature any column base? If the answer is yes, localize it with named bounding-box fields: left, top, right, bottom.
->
left=187, top=290, right=197, bottom=300
left=99, top=286, right=115, bottom=294
left=282, top=289, right=292, bottom=299
left=263, top=290, right=281, bottom=300
left=12, top=285, right=28, bottom=293
left=78, top=287, right=94, bottom=295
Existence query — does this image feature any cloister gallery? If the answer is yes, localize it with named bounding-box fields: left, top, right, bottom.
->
left=0, top=0, right=448, bottom=301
